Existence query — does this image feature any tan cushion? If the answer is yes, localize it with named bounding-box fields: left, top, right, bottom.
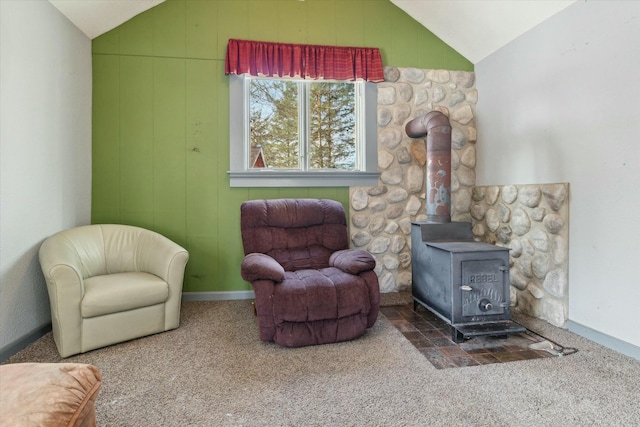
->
left=0, top=363, right=102, bottom=427
left=82, top=272, right=168, bottom=318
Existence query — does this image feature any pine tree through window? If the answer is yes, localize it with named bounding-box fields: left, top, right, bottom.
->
left=248, top=77, right=361, bottom=171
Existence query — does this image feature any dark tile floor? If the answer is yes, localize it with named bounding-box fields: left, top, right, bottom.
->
left=381, top=304, right=556, bottom=369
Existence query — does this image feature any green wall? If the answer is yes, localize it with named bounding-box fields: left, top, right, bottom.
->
left=91, top=0, right=473, bottom=294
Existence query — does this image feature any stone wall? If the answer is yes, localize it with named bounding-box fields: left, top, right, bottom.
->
left=348, top=66, right=570, bottom=328
left=350, top=67, right=478, bottom=293
left=471, top=183, right=570, bottom=327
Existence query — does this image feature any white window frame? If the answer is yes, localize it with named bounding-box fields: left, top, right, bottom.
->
left=228, top=74, right=379, bottom=187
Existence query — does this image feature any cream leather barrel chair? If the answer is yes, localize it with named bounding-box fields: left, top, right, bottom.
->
left=39, top=224, right=189, bottom=358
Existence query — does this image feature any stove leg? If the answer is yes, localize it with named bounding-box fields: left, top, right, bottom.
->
left=452, top=329, right=465, bottom=343
left=413, top=300, right=420, bottom=312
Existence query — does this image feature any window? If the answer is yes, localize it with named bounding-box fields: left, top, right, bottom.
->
left=249, top=76, right=361, bottom=171
left=229, top=75, right=379, bottom=187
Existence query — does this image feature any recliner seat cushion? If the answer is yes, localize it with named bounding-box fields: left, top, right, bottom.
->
left=272, top=267, right=370, bottom=324
left=271, top=266, right=372, bottom=347
left=82, top=272, right=168, bottom=318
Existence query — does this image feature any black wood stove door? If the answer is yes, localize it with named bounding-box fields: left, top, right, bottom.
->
left=460, top=259, right=508, bottom=317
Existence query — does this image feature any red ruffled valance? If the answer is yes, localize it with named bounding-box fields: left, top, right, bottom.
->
left=225, top=39, right=384, bottom=82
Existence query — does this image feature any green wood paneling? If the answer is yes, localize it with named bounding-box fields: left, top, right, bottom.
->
left=277, top=0, right=307, bottom=43
left=277, top=188, right=312, bottom=201
left=92, top=28, right=119, bottom=55
left=216, top=0, right=249, bottom=59
left=217, top=187, right=248, bottom=291
left=362, top=1, right=393, bottom=65
left=417, top=30, right=446, bottom=70
left=306, top=1, right=336, bottom=45
left=92, top=0, right=473, bottom=294
left=185, top=59, right=219, bottom=292
left=153, top=0, right=187, bottom=58
left=336, top=1, right=364, bottom=46
left=186, top=59, right=218, bottom=236
left=247, top=188, right=282, bottom=201
left=388, top=3, right=419, bottom=67
left=153, top=58, right=187, bottom=243
left=92, top=54, right=120, bottom=223
left=119, top=10, right=154, bottom=56
left=183, top=235, right=218, bottom=292
left=444, top=48, right=474, bottom=71
left=186, top=0, right=218, bottom=59
left=248, top=1, right=279, bottom=42
left=119, top=56, right=154, bottom=229
left=215, top=62, right=230, bottom=185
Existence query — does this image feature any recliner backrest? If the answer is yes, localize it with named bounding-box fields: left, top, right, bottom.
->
left=240, top=199, right=349, bottom=271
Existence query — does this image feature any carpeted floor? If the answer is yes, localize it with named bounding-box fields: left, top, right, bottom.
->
left=4, top=294, right=640, bottom=426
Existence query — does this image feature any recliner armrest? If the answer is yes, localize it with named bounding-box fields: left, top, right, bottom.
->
left=329, top=249, right=376, bottom=274
left=241, top=253, right=285, bottom=282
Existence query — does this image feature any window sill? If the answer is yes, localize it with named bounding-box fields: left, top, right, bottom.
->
left=228, top=171, right=380, bottom=187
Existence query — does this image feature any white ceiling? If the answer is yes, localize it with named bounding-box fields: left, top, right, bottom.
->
left=49, top=0, right=164, bottom=40
left=49, top=0, right=576, bottom=64
left=391, top=0, right=576, bottom=63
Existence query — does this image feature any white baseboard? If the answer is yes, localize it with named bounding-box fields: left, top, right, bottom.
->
left=566, top=320, right=640, bottom=361
left=182, top=291, right=255, bottom=301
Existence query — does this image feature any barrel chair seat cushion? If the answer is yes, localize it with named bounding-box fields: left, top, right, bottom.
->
left=38, top=224, right=189, bottom=358
left=240, top=198, right=380, bottom=347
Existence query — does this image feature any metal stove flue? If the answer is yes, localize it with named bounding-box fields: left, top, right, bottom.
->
left=406, top=113, right=525, bottom=342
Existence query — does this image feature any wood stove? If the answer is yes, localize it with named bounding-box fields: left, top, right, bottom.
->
left=411, top=222, right=525, bottom=342
left=406, top=112, right=524, bottom=342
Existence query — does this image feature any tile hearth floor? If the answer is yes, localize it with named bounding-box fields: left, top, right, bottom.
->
left=381, top=304, right=556, bottom=369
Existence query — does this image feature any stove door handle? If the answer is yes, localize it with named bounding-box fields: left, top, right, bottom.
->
left=460, top=285, right=473, bottom=292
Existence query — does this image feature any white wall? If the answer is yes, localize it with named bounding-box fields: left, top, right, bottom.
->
left=0, top=1, right=92, bottom=356
left=475, top=1, right=640, bottom=351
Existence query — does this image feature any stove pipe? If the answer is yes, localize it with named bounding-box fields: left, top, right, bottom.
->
left=405, top=111, right=452, bottom=223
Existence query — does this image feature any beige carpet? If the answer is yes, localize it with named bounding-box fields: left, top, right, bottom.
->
left=4, top=296, right=640, bottom=426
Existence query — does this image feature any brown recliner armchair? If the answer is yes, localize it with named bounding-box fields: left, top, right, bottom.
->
left=240, top=198, right=380, bottom=347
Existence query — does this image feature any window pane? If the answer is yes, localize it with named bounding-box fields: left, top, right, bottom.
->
left=308, top=82, right=355, bottom=170
left=249, top=79, right=299, bottom=169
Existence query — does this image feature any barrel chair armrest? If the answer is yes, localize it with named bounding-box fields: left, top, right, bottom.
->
left=241, top=253, right=285, bottom=283
left=134, top=231, right=189, bottom=283
left=329, top=249, right=377, bottom=275
left=134, top=231, right=189, bottom=331
left=39, top=237, right=86, bottom=358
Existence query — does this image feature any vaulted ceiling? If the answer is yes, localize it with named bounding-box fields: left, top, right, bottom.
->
left=49, top=0, right=164, bottom=40
left=390, top=0, right=575, bottom=63
left=49, top=0, right=576, bottom=64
